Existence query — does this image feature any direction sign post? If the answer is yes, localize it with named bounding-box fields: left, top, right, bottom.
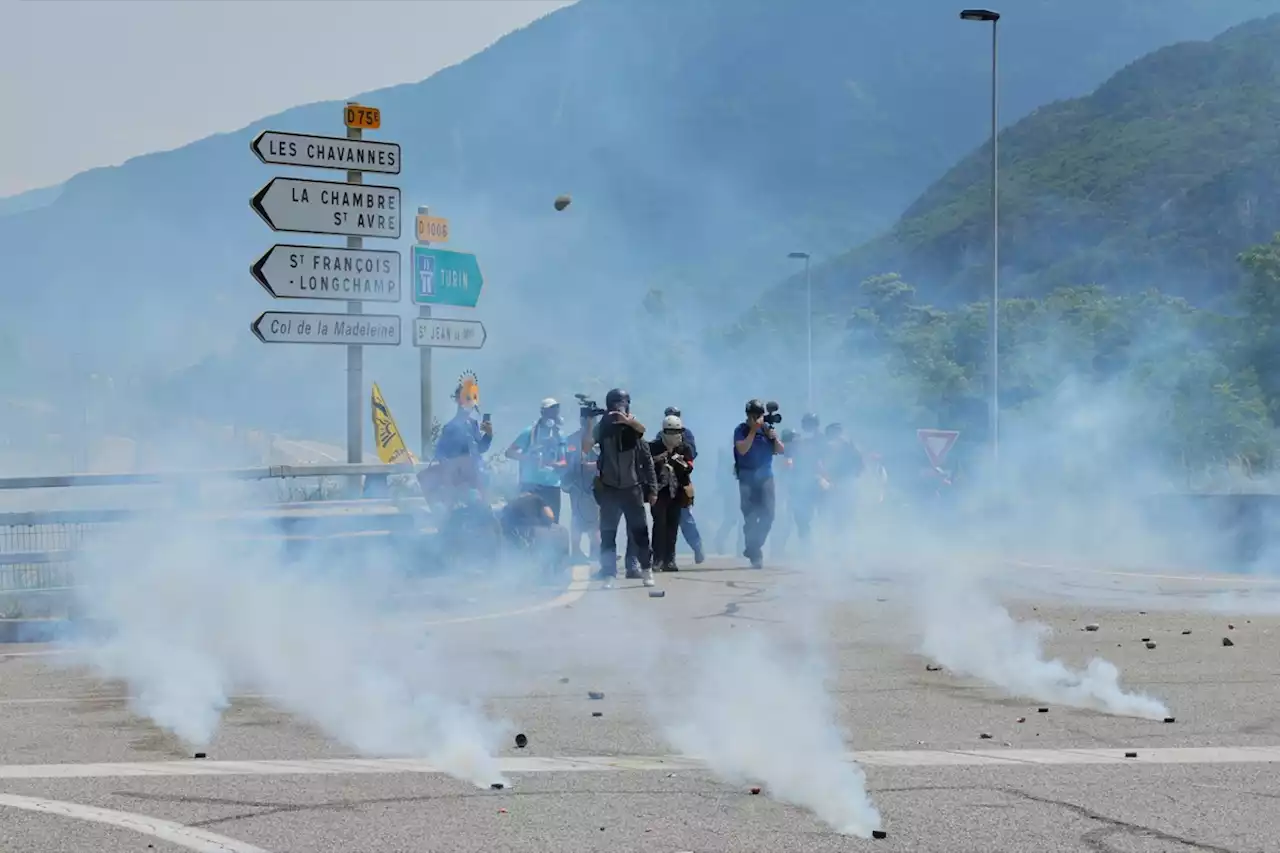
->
left=251, top=311, right=401, bottom=346
left=251, top=130, right=400, bottom=175
left=250, top=177, right=401, bottom=239
left=411, top=246, right=484, bottom=308
left=249, top=100, right=402, bottom=474
left=414, top=317, right=487, bottom=349
left=251, top=244, right=401, bottom=302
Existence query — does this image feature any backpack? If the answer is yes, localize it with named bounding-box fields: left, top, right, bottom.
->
left=595, top=419, right=641, bottom=489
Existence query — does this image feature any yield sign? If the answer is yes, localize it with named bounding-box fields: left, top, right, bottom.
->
left=917, top=429, right=959, bottom=468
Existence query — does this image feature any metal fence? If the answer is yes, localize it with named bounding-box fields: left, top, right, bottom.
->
left=0, top=463, right=421, bottom=615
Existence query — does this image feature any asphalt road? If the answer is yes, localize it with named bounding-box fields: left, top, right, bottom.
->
left=1, top=556, right=1280, bottom=852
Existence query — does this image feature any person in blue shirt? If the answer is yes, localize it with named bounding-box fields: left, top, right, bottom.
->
left=505, top=398, right=569, bottom=523
left=433, top=372, right=494, bottom=497
left=733, top=398, right=785, bottom=568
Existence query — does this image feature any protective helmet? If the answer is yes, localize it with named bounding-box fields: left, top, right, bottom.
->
left=801, top=412, right=820, bottom=430
left=540, top=397, right=559, bottom=413
left=605, top=388, right=630, bottom=412
left=662, top=414, right=684, bottom=432
left=745, top=398, right=766, bottom=416
left=664, top=406, right=681, bottom=417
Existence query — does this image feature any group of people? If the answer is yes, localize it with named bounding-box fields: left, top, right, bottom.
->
left=505, top=390, right=699, bottom=588
left=427, top=372, right=876, bottom=584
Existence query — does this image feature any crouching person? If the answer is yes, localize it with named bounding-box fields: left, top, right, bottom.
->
left=650, top=414, right=695, bottom=572
left=500, top=490, right=571, bottom=577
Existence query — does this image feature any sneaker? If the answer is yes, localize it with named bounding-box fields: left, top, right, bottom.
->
left=641, top=568, right=655, bottom=587
left=665, top=560, right=679, bottom=572
left=750, top=554, right=764, bottom=569
left=625, top=568, right=642, bottom=580
left=603, top=578, right=615, bottom=589
left=693, top=547, right=705, bottom=565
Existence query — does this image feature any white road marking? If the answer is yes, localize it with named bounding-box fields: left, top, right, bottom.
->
left=0, top=792, right=272, bottom=852
left=1, top=566, right=593, bottom=659
left=420, top=563, right=592, bottom=626
left=1, top=746, right=1279, bottom=780
left=1007, top=559, right=1280, bottom=586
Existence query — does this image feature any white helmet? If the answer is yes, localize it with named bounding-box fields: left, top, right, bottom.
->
left=662, top=414, right=683, bottom=432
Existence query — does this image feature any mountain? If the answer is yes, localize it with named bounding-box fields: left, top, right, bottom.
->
left=762, top=13, right=1280, bottom=320
left=0, top=184, right=63, bottom=217
left=3, top=0, right=1279, bottom=437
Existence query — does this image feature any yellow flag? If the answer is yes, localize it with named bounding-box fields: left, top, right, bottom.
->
left=370, top=382, right=415, bottom=465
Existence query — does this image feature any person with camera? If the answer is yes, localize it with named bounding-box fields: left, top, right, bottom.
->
left=733, top=399, right=785, bottom=568
left=663, top=405, right=706, bottom=565
left=505, top=398, right=569, bottom=523
left=650, top=414, right=696, bottom=572
left=592, top=388, right=657, bottom=587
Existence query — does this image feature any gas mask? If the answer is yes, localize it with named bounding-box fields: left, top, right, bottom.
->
left=661, top=431, right=682, bottom=450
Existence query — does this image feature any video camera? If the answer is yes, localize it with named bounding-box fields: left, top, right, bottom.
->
left=575, top=393, right=607, bottom=421
left=763, top=401, right=782, bottom=426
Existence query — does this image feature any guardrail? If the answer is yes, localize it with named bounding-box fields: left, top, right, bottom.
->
left=0, top=463, right=429, bottom=610
left=0, top=462, right=421, bottom=490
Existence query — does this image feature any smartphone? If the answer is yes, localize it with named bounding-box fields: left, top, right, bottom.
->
left=482, top=412, right=492, bottom=423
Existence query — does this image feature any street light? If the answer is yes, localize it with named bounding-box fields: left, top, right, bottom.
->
left=788, top=251, right=813, bottom=410
left=960, top=8, right=1000, bottom=461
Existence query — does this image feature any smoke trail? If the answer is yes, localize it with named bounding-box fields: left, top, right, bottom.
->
left=660, top=631, right=882, bottom=838
left=918, top=576, right=1170, bottom=720
left=65, top=515, right=508, bottom=787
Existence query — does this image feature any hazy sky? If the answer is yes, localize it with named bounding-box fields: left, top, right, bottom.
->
left=0, top=0, right=573, bottom=197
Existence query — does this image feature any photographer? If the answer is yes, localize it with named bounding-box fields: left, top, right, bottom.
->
left=733, top=399, right=784, bottom=568
left=664, top=405, right=706, bottom=565
left=649, top=414, right=695, bottom=572
left=592, top=388, right=657, bottom=587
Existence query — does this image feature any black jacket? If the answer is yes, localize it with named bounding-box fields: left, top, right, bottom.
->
left=594, top=414, right=657, bottom=493
left=649, top=438, right=694, bottom=498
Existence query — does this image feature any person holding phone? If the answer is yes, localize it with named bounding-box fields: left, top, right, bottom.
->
left=733, top=398, right=784, bottom=568
left=433, top=372, right=494, bottom=497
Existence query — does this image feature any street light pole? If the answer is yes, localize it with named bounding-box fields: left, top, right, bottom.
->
left=961, top=8, right=1000, bottom=462
left=788, top=251, right=813, bottom=410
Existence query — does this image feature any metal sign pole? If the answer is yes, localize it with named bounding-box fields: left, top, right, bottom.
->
left=417, top=205, right=433, bottom=461
left=345, top=101, right=364, bottom=467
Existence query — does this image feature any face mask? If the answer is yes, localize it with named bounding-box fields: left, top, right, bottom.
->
left=662, top=431, right=681, bottom=449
